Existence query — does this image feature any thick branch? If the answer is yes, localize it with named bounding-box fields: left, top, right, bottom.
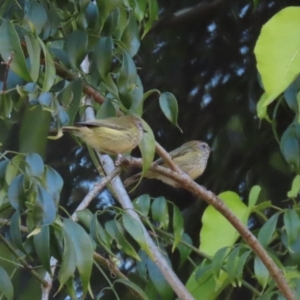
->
left=121, top=156, right=296, bottom=300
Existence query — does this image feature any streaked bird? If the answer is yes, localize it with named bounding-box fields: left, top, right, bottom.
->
left=63, top=115, right=144, bottom=155
left=124, top=140, right=211, bottom=187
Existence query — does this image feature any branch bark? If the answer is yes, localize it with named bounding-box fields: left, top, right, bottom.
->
left=121, top=156, right=296, bottom=300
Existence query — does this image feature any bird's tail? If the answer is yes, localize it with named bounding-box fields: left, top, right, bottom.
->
left=123, top=173, right=142, bottom=187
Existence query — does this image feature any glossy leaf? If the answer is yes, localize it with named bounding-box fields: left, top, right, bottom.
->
left=284, top=75, right=300, bottom=112
left=57, top=230, right=77, bottom=292
left=33, top=186, right=56, bottom=226
left=200, top=191, right=249, bottom=256
left=39, top=38, right=56, bottom=91
left=7, top=174, right=25, bottom=210
left=280, top=122, right=300, bottom=172
left=254, top=255, right=269, bottom=289
left=226, top=247, right=240, bottom=285
left=0, top=20, right=31, bottom=81
left=24, top=2, right=47, bottom=35
left=65, top=30, right=88, bottom=69
left=105, top=219, right=140, bottom=261
left=139, top=119, right=156, bottom=177
left=5, top=155, right=23, bottom=185
left=0, top=266, right=13, bottom=300
left=19, top=104, right=51, bottom=157
left=288, top=175, right=300, bottom=198
left=248, top=185, right=261, bottom=208
left=122, top=212, right=153, bottom=259
left=94, top=37, right=113, bottom=79
left=142, top=0, right=158, bottom=38
left=133, top=194, right=151, bottom=217
left=258, top=213, right=279, bottom=248
left=25, top=153, right=44, bottom=177
left=254, top=7, right=300, bottom=106
left=33, top=225, right=51, bottom=273
left=284, top=209, right=300, bottom=246
left=151, top=196, right=169, bottom=230
left=10, top=211, right=26, bottom=253
left=159, top=92, right=181, bottom=131
left=121, top=13, right=140, bottom=57
left=177, top=233, right=193, bottom=267
left=44, top=166, right=63, bottom=206
left=63, top=219, right=93, bottom=297
left=147, top=256, right=173, bottom=300
left=97, top=0, right=122, bottom=26
left=114, top=279, right=149, bottom=300
left=172, top=205, right=184, bottom=252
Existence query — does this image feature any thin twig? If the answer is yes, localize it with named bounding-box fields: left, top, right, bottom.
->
left=0, top=233, right=49, bottom=287
left=71, top=167, right=121, bottom=221
left=155, top=141, right=182, bottom=173
left=121, top=156, right=296, bottom=300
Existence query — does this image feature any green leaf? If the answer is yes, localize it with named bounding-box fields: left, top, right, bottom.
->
left=121, top=12, right=140, bottom=57
left=63, top=219, right=93, bottom=297
left=280, top=122, right=300, bottom=172
left=39, top=38, right=56, bottom=91
left=0, top=266, right=13, bottom=300
left=117, top=51, right=137, bottom=108
left=90, top=213, right=114, bottom=256
left=24, top=2, right=47, bottom=35
left=97, top=0, right=122, bottom=26
left=10, top=211, right=26, bottom=253
left=8, top=174, right=25, bottom=210
left=19, top=104, right=51, bottom=157
left=5, top=155, right=23, bottom=185
left=33, top=225, right=51, bottom=273
left=200, top=191, right=249, bottom=256
left=122, top=212, right=153, bottom=259
left=33, top=186, right=56, bottom=226
left=226, top=247, right=240, bottom=285
left=172, top=206, right=184, bottom=252
left=288, top=175, right=300, bottom=198
left=159, top=92, right=181, bottom=131
left=147, top=256, right=173, bottom=300
left=142, top=0, right=158, bottom=38
left=105, top=219, right=140, bottom=261
left=96, top=99, right=116, bottom=119
left=133, top=194, right=151, bottom=217
left=94, top=37, right=113, bottom=79
left=284, top=209, right=300, bottom=246
left=59, top=79, right=83, bottom=125
left=0, top=20, right=31, bottom=81
left=254, top=255, right=269, bottom=289
left=256, top=92, right=270, bottom=121
left=236, top=250, right=251, bottom=286
left=65, top=30, right=88, bottom=69
left=57, top=230, right=77, bottom=292
left=254, top=7, right=300, bottom=106
left=114, top=279, right=149, bottom=300
left=25, top=153, right=44, bottom=177
left=44, top=166, right=63, bottom=206
left=248, top=185, right=261, bottom=208
left=133, top=0, right=147, bottom=21
left=139, top=119, right=156, bottom=177
left=24, top=33, right=41, bottom=82
left=177, top=233, right=192, bottom=267
left=258, top=213, right=279, bottom=248
left=151, top=196, right=169, bottom=230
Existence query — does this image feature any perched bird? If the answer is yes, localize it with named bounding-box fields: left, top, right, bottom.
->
left=124, top=140, right=211, bottom=188
left=63, top=115, right=144, bottom=155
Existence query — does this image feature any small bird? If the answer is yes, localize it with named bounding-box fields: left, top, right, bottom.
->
left=63, top=115, right=144, bottom=155
left=124, top=140, right=212, bottom=188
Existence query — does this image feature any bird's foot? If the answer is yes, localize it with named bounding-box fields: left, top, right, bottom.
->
left=115, top=154, right=123, bottom=166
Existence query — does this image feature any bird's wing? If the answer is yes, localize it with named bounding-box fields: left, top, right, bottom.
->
left=154, top=141, right=199, bottom=164
left=75, top=119, right=125, bottom=131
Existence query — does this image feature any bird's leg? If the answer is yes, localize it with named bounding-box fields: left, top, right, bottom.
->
left=115, top=153, right=123, bottom=166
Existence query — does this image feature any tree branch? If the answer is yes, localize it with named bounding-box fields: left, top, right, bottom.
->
left=121, top=156, right=296, bottom=300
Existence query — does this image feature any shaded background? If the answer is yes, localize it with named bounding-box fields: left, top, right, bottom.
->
left=44, top=0, right=298, bottom=298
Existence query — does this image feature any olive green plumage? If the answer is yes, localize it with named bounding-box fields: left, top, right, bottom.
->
left=124, top=140, right=211, bottom=187
left=63, top=115, right=144, bottom=155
